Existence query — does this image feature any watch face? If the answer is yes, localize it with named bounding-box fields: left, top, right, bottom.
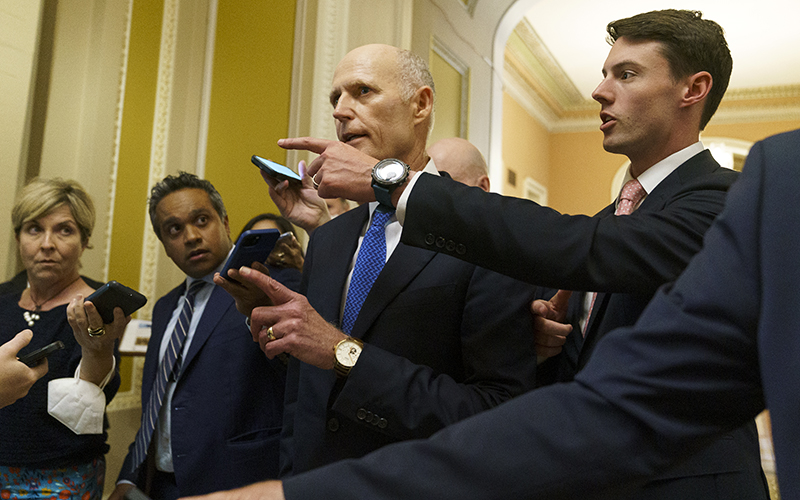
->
left=335, top=340, right=362, bottom=368
left=376, top=161, right=406, bottom=183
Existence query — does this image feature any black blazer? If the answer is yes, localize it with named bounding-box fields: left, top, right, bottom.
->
left=280, top=202, right=538, bottom=478
left=395, top=150, right=765, bottom=499
left=117, top=283, right=285, bottom=496
left=280, top=129, right=800, bottom=500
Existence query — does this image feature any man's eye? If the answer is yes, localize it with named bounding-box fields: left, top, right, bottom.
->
left=168, top=225, right=181, bottom=236
left=359, top=87, right=371, bottom=96
left=621, top=71, right=633, bottom=80
left=196, top=215, right=208, bottom=226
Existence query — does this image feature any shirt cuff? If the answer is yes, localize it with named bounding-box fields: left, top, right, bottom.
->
left=397, top=163, right=439, bottom=226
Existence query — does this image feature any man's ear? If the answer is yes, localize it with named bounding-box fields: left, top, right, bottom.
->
left=681, top=71, right=712, bottom=109
left=476, top=175, right=491, bottom=193
left=411, top=86, right=434, bottom=125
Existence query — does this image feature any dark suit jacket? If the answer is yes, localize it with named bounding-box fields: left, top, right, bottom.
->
left=280, top=202, right=538, bottom=479
left=396, top=150, right=768, bottom=500
left=118, top=283, right=285, bottom=496
left=280, top=131, right=800, bottom=500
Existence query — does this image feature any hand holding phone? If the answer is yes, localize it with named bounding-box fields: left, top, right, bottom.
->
left=221, top=229, right=282, bottom=284
left=251, top=155, right=302, bottom=183
left=85, top=281, right=147, bottom=324
left=18, top=340, right=65, bottom=367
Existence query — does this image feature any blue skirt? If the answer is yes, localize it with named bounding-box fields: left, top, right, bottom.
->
left=0, top=456, right=105, bottom=500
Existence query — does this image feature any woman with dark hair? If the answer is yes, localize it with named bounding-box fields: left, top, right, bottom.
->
left=239, top=213, right=304, bottom=273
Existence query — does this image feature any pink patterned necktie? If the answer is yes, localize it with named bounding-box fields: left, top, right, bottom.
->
left=615, top=178, right=646, bottom=215
left=583, top=179, right=647, bottom=337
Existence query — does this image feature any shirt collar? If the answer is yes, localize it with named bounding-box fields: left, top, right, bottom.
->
left=619, top=141, right=705, bottom=198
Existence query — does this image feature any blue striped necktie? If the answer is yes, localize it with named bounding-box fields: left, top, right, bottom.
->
left=130, top=279, right=207, bottom=471
left=341, top=207, right=394, bottom=334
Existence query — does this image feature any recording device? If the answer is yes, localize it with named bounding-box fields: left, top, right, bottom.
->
left=220, top=229, right=282, bottom=284
left=251, top=155, right=303, bottom=183
left=19, top=340, right=65, bottom=367
left=85, top=281, right=148, bottom=324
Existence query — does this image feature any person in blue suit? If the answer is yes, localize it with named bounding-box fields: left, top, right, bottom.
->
left=110, top=172, right=286, bottom=500
left=217, top=43, right=539, bottom=482
left=269, top=9, right=766, bottom=499
left=182, top=136, right=800, bottom=498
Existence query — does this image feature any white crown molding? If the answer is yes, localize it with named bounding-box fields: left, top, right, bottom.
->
left=103, top=0, right=135, bottom=284
left=138, top=0, right=181, bottom=319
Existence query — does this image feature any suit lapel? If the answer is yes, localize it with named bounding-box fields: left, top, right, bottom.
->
left=639, top=149, right=718, bottom=213
left=348, top=242, right=437, bottom=339
left=181, top=285, right=232, bottom=370
left=313, top=206, right=370, bottom=324
left=142, top=286, right=182, bottom=401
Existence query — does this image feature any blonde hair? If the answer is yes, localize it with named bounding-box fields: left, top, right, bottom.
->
left=12, top=177, right=96, bottom=246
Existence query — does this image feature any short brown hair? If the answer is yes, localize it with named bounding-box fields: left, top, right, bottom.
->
left=607, top=9, right=732, bottom=130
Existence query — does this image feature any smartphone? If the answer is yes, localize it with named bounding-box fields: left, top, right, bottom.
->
left=85, top=281, right=148, bottom=324
left=220, top=229, right=282, bottom=283
left=123, top=487, right=153, bottom=500
left=19, top=340, right=65, bottom=367
left=251, top=155, right=302, bottom=183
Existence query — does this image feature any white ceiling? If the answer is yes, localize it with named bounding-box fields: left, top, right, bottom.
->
left=524, top=0, right=800, bottom=98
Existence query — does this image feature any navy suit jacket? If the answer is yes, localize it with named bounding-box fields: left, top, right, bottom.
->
left=399, top=150, right=764, bottom=498
left=280, top=202, right=538, bottom=480
left=118, top=283, right=285, bottom=496
left=280, top=132, right=800, bottom=499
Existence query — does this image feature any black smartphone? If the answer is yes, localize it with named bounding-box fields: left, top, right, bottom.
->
left=123, top=487, right=153, bottom=500
left=85, top=281, right=148, bottom=324
left=251, top=155, right=303, bottom=183
left=19, top=340, right=65, bottom=367
left=221, top=229, right=282, bottom=284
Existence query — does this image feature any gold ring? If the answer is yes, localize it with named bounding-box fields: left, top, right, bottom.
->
left=266, top=326, right=277, bottom=342
left=312, top=174, right=320, bottom=189
left=88, top=325, right=106, bottom=337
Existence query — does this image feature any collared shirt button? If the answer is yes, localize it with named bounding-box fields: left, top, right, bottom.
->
left=425, top=233, right=436, bottom=245
left=435, top=236, right=446, bottom=248
left=327, top=418, right=340, bottom=432
left=446, top=240, right=456, bottom=252
left=456, top=244, right=466, bottom=255
left=357, top=408, right=367, bottom=420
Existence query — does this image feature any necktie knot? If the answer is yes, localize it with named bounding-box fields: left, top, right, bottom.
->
left=616, top=179, right=646, bottom=215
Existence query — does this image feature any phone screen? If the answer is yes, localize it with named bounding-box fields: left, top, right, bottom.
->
left=19, top=340, right=65, bottom=367
left=251, top=155, right=302, bottom=183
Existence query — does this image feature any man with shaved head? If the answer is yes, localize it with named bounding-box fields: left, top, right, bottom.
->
left=223, top=43, right=537, bottom=491
left=428, top=137, right=490, bottom=192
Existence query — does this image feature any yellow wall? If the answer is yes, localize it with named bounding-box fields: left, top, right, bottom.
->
left=204, top=1, right=296, bottom=237
left=108, top=0, right=165, bottom=392
left=503, top=88, right=800, bottom=216
left=501, top=92, right=550, bottom=198
left=108, top=0, right=297, bottom=392
left=429, top=50, right=464, bottom=146
left=704, top=120, right=800, bottom=144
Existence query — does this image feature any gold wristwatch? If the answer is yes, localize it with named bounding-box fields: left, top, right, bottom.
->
left=334, top=336, right=364, bottom=377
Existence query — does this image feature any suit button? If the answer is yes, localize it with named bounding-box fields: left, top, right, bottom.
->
left=425, top=233, right=435, bottom=245
left=357, top=408, right=367, bottom=420
left=370, top=415, right=380, bottom=426
left=456, top=244, right=466, bottom=255
left=378, top=418, right=388, bottom=429
left=327, top=418, right=340, bottom=432
left=365, top=411, right=374, bottom=423
left=435, top=237, right=445, bottom=248
left=446, top=240, right=455, bottom=252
